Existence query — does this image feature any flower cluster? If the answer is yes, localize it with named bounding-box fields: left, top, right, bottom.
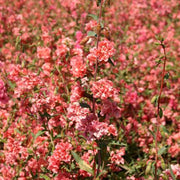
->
left=90, top=78, right=119, bottom=101
left=110, top=147, right=125, bottom=165
left=87, top=39, right=115, bottom=64
left=0, top=79, right=8, bottom=104
left=48, top=142, right=72, bottom=173
left=0, top=0, right=179, bottom=179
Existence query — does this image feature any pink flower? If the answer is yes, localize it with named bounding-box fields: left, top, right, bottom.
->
left=101, top=99, right=121, bottom=120
left=125, top=91, right=138, bottom=105
left=108, top=124, right=118, bottom=136
left=72, top=48, right=83, bottom=57
left=79, top=151, right=94, bottom=177
left=0, top=165, right=16, bottom=179
left=55, top=44, right=69, bottom=58
left=48, top=142, right=72, bottom=173
left=85, top=20, right=98, bottom=31
left=42, top=62, right=52, bottom=76
left=70, top=56, right=86, bottom=78
left=168, top=143, right=180, bottom=157
left=41, top=32, right=53, bottom=45
left=75, top=31, right=83, bottom=41
left=0, top=79, right=8, bottom=104
left=70, top=82, right=84, bottom=103
left=67, top=102, right=90, bottom=128
left=54, top=170, right=72, bottom=180
left=88, top=120, right=109, bottom=140
left=87, top=39, right=115, bottom=64
left=161, top=164, right=180, bottom=179
left=37, top=47, right=51, bottom=60
left=110, top=147, right=125, bottom=165
left=90, top=79, right=119, bottom=100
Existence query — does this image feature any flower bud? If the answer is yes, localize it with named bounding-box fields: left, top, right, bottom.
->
left=94, top=22, right=102, bottom=35
left=80, top=36, right=90, bottom=45
left=102, top=27, right=111, bottom=40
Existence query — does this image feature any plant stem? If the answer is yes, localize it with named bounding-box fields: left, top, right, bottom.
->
left=92, top=1, right=104, bottom=179
left=155, top=42, right=167, bottom=180
left=92, top=0, right=103, bottom=114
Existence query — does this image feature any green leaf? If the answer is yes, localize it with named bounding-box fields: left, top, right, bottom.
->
left=109, top=142, right=121, bottom=146
left=39, top=174, right=51, bottom=180
left=155, top=35, right=164, bottom=42
left=151, top=95, right=158, bottom=106
left=97, top=170, right=108, bottom=178
left=158, top=146, right=167, bottom=155
left=100, top=21, right=104, bottom=28
left=8, top=80, right=16, bottom=89
left=159, top=107, right=163, bottom=118
left=87, top=31, right=97, bottom=37
left=169, top=165, right=176, bottom=180
left=71, top=151, right=94, bottom=175
left=149, top=129, right=155, bottom=139
left=164, top=72, right=169, bottom=80
left=34, top=131, right=45, bottom=141
left=119, top=164, right=131, bottom=172
left=27, top=148, right=33, bottom=154
left=15, top=128, right=21, bottom=134
left=160, top=125, right=169, bottom=134
left=166, top=81, right=171, bottom=89
left=15, top=36, right=21, bottom=49
left=0, top=138, right=6, bottom=143
left=155, top=59, right=162, bottom=67
left=97, top=0, right=101, bottom=6
left=88, top=14, right=98, bottom=20
left=155, top=42, right=161, bottom=46
left=145, top=161, right=152, bottom=175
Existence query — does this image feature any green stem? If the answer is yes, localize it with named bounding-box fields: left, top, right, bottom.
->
left=155, top=41, right=167, bottom=180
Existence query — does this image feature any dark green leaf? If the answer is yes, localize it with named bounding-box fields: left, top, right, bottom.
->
left=79, top=102, right=91, bottom=109
left=155, top=59, right=162, bottom=66
left=108, top=58, right=115, bottom=66
left=164, top=72, right=169, bottom=80
left=109, top=142, right=121, bottom=146
left=159, top=107, right=163, bottom=118
left=97, top=0, right=101, bottom=6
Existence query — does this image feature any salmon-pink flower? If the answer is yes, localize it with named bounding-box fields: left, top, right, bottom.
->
left=110, top=147, right=125, bottom=165
left=90, top=78, right=119, bottom=100
left=70, top=56, right=86, bottom=78
left=48, top=142, right=72, bottom=173
left=87, top=39, right=115, bottom=64
left=0, top=79, right=8, bottom=104
left=37, top=47, right=51, bottom=60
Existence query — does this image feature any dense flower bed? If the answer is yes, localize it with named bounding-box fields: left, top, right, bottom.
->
left=0, top=0, right=179, bottom=179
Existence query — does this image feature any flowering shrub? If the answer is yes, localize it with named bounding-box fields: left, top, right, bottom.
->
left=0, top=0, right=179, bottom=179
